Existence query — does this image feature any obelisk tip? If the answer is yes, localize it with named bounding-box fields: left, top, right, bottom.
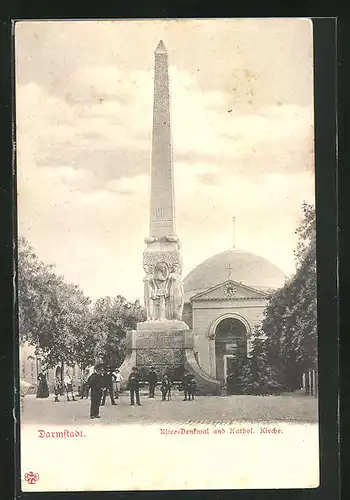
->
left=155, top=40, right=167, bottom=54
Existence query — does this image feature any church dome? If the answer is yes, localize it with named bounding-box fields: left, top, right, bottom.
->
left=183, top=249, right=286, bottom=297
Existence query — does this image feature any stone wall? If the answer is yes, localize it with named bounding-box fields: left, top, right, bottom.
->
left=182, top=302, right=193, bottom=329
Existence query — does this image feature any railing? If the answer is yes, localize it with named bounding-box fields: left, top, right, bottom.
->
left=302, top=369, right=318, bottom=396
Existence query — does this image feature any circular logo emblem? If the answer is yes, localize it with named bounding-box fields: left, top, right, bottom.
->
left=224, top=284, right=236, bottom=297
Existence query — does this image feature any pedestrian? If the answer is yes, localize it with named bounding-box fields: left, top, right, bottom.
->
left=53, top=375, right=62, bottom=402
left=128, top=367, right=141, bottom=406
left=87, top=365, right=104, bottom=419
left=147, top=367, right=158, bottom=398
left=64, top=370, right=76, bottom=401
left=182, top=371, right=190, bottom=401
left=160, top=374, right=172, bottom=401
left=36, top=371, right=49, bottom=399
left=80, top=369, right=90, bottom=399
left=113, top=369, right=123, bottom=399
left=188, top=375, right=197, bottom=400
left=101, top=366, right=117, bottom=406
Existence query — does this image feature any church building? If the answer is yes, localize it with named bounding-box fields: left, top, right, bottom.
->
left=182, top=248, right=286, bottom=384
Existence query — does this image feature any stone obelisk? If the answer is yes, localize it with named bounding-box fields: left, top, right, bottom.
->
left=149, top=40, right=175, bottom=240
left=141, top=39, right=186, bottom=330
left=119, top=41, right=220, bottom=393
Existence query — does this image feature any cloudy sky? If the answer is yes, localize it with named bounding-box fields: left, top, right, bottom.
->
left=15, top=19, right=315, bottom=301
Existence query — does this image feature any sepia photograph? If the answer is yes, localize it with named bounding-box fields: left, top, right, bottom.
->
left=15, top=18, right=318, bottom=491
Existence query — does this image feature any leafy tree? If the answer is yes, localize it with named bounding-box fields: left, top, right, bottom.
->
left=261, top=201, right=317, bottom=391
left=294, top=201, right=316, bottom=265
left=18, top=237, right=93, bottom=370
left=70, top=311, right=97, bottom=372
left=92, top=295, right=146, bottom=368
left=18, top=237, right=148, bottom=374
left=234, top=202, right=317, bottom=394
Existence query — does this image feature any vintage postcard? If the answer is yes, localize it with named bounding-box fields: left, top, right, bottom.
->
left=15, top=18, right=319, bottom=492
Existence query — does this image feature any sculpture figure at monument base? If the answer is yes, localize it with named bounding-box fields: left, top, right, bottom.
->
left=142, top=252, right=185, bottom=324
left=143, top=265, right=156, bottom=321
left=167, top=263, right=184, bottom=320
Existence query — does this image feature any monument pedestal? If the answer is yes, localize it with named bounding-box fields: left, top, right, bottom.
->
left=119, top=324, right=221, bottom=395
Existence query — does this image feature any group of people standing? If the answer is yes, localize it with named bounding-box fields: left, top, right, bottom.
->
left=36, top=365, right=197, bottom=420
left=147, top=367, right=197, bottom=402
left=35, top=370, right=81, bottom=402
left=77, top=365, right=124, bottom=419
left=87, top=365, right=198, bottom=419
left=50, top=367, right=123, bottom=406
left=87, top=365, right=140, bottom=418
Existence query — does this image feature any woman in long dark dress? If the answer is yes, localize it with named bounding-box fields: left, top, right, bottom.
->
left=36, top=372, right=49, bottom=398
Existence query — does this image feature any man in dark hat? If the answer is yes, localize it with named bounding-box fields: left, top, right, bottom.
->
left=87, top=365, right=104, bottom=419
left=147, top=367, right=158, bottom=398
left=128, top=367, right=141, bottom=406
left=182, top=371, right=191, bottom=401
left=101, top=366, right=117, bottom=406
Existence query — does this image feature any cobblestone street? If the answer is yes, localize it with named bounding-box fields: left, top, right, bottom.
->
left=22, top=390, right=318, bottom=426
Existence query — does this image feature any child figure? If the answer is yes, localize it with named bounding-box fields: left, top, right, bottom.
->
left=53, top=376, right=62, bottom=402
left=161, top=374, right=172, bottom=401
left=64, top=370, right=76, bottom=401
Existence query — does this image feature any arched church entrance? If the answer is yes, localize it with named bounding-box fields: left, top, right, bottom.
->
left=214, top=316, right=248, bottom=385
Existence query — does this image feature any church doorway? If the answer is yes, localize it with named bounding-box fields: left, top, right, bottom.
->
left=214, top=317, right=247, bottom=384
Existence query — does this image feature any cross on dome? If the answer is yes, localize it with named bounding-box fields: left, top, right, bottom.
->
left=227, top=263, right=234, bottom=280
left=232, top=216, right=236, bottom=249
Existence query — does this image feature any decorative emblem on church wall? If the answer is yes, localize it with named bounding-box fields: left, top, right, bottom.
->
left=224, top=283, right=237, bottom=297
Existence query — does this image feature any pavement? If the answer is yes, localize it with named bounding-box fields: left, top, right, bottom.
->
left=21, top=390, right=318, bottom=425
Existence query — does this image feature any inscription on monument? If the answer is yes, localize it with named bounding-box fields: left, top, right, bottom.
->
left=136, top=331, right=184, bottom=349
left=151, top=220, right=172, bottom=225
left=156, top=207, right=166, bottom=219
left=136, top=349, right=185, bottom=366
